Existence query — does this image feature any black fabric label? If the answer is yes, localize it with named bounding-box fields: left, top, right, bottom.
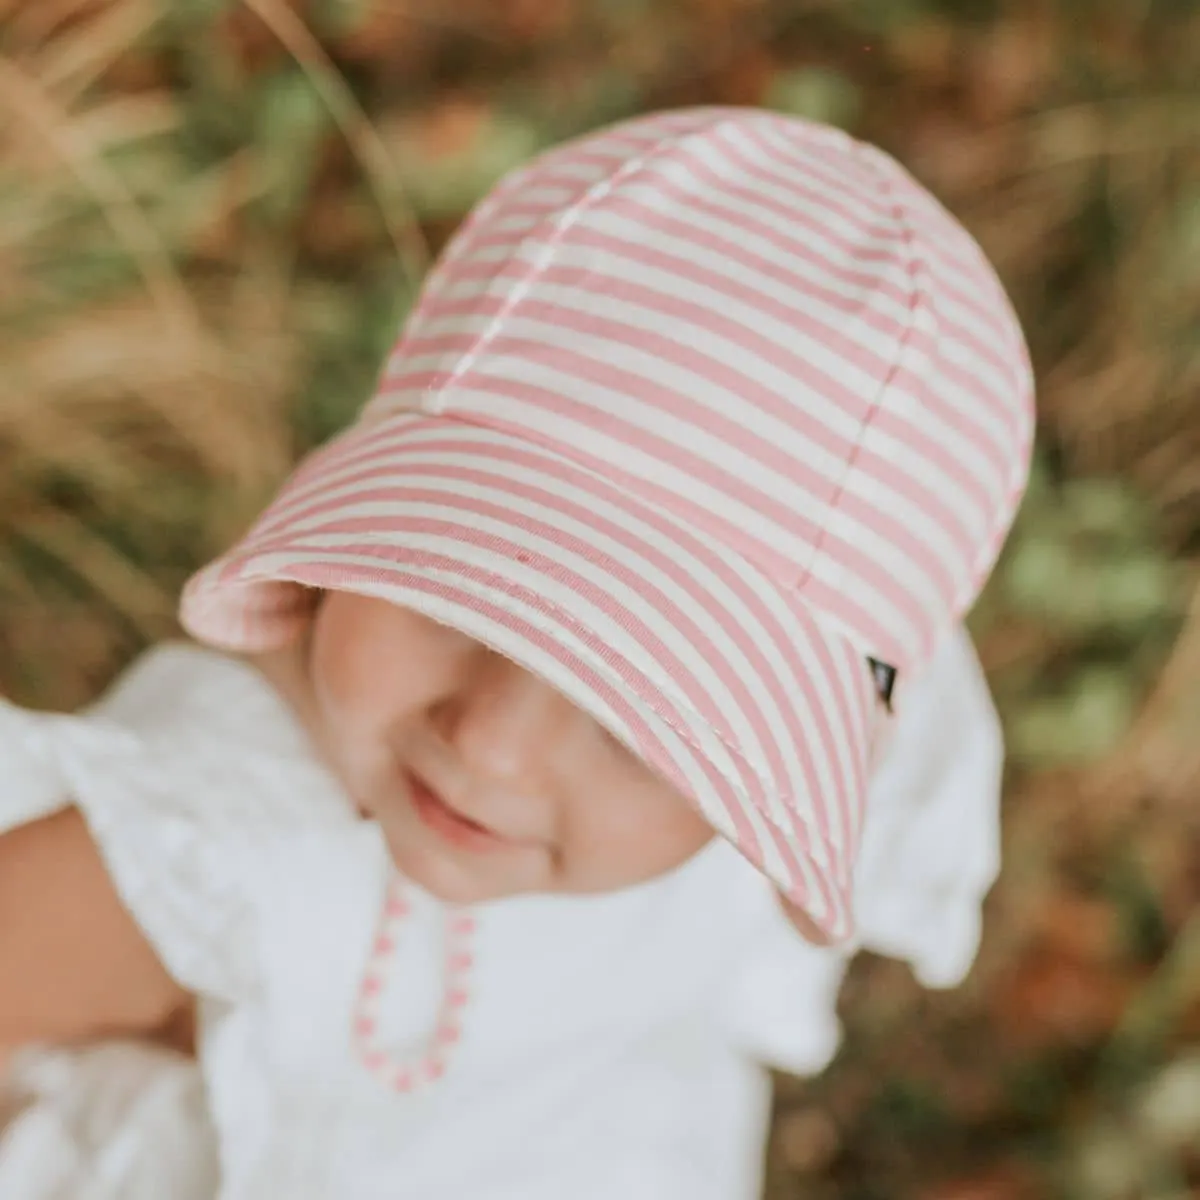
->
left=867, top=657, right=897, bottom=712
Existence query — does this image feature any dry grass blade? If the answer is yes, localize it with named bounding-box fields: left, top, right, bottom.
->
left=1107, top=900, right=1200, bottom=1056
left=2, top=0, right=107, bottom=50
left=239, top=0, right=431, bottom=283
left=15, top=510, right=174, bottom=639
left=0, top=51, right=202, bottom=350
left=5, top=294, right=293, bottom=496
left=31, top=0, right=160, bottom=101
left=65, top=92, right=178, bottom=148
left=340, top=1, right=508, bottom=43
left=0, top=386, right=143, bottom=502
left=1028, top=96, right=1200, bottom=168
left=1107, top=578, right=1200, bottom=805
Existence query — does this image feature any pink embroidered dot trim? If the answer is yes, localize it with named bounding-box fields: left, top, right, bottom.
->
left=353, top=875, right=474, bottom=1093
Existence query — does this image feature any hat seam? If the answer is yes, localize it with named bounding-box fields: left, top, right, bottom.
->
left=861, top=147, right=1037, bottom=620
left=797, top=144, right=934, bottom=662
left=415, top=115, right=783, bottom=420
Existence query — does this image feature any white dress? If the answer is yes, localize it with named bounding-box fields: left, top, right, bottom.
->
left=0, top=627, right=1001, bottom=1199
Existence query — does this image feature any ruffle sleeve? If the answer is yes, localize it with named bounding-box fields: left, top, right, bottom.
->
left=0, top=644, right=353, bottom=1005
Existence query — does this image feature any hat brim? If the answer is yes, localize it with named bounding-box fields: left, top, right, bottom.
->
left=180, top=410, right=876, bottom=940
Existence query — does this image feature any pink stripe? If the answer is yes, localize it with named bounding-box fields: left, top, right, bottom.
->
left=456, top=222, right=906, bottom=391
left=406, top=265, right=880, bottom=428
left=926, top=354, right=1029, bottom=465
left=378, top=375, right=816, bottom=579
left=712, top=141, right=1019, bottom=376
left=270, top=555, right=779, bottom=884
left=268, top=511, right=768, bottom=795
left=909, top=352, right=1022, bottom=454
left=257, top=419, right=826, bottom=683
left=868, top=370, right=1009, bottom=505
left=790, top=602, right=870, bottom=856
left=251, top=548, right=847, bottom=921
left=419, top=234, right=903, bottom=384
left=664, top=145, right=911, bottom=278
left=686, top=134, right=903, bottom=261
left=683, top=122, right=896, bottom=233
left=384, top=368, right=942, bottom=616
left=593, top=189, right=916, bottom=338
left=407, top=240, right=1017, bottom=500
left=397, top=295, right=979, bottom=574
left=263, top=405, right=941, bottom=655
left=395, top=324, right=854, bottom=513
left=254, top=411, right=938, bottom=684
left=898, top=219, right=1020, bottom=356
left=764, top=818, right=838, bottom=923
left=241, top=455, right=838, bottom=807
left=236, top=421, right=870, bottom=819
left=482, top=189, right=913, bottom=321
left=801, top=571, right=916, bottom=665
left=867, top=371, right=1004, bottom=496
left=389, top=378, right=979, bottom=589
left=411, top=276, right=1025, bottom=533
left=727, top=129, right=1017, bottom=352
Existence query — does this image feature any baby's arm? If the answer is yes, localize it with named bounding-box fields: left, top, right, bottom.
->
left=2, top=641, right=325, bottom=1060
left=0, top=809, right=188, bottom=1049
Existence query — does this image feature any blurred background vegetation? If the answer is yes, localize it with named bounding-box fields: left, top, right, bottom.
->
left=0, top=0, right=1197, bottom=1195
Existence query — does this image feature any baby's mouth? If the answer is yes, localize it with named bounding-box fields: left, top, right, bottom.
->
left=405, top=770, right=510, bottom=852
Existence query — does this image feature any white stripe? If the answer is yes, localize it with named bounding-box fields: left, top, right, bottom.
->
left=252, top=541, right=759, bottom=794
left=256, top=428, right=841, bottom=814
left=772, top=623, right=862, bottom=850
left=268, top=449, right=798, bottom=769
left=418, top=382, right=823, bottom=567
left=858, top=374, right=1012, bottom=498
left=727, top=128, right=1038, bottom=363
left=935, top=337, right=1027, bottom=442
left=261, top=502, right=850, bottom=846
left=419, top=245, right=897, bottom=424
left=392, top=317, right=1004, bottom=588
left=822, top=650, right=871, bottom=854
left=617, top=155, right=919, bottom=319
left=395, top=316, right=861, bottom=479
left=473, top=189, right=920, bottom=335
left=553, top=219, right=908, bottom=401
left=284, top=495, right=778, bottom=782
left=401, top=305, right=975, bottom=581
left=805, top=542, right=930, bottom=661
left=700, top=125, right=901, bottom=248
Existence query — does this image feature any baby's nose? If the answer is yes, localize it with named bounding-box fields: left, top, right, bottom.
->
left=441, top=653, right=568, bottom=787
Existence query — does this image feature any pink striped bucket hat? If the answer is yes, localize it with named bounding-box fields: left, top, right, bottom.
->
left=180, top=108, right=1034, bottom=941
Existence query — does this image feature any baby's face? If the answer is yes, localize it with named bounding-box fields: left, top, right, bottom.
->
left=307, top=591, right=714, bottom=905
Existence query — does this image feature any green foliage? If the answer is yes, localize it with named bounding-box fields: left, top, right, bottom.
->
left=764, top=67, right=861, bottom=128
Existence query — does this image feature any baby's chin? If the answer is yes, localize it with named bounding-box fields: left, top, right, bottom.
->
left=382, top=828, right=550, bottom=908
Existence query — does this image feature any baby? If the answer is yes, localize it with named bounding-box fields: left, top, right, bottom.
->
left=0, top=107, right=1033, bottom=1199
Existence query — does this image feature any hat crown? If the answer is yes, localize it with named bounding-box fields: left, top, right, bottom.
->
left=367, top=107, right=1034, bottom=668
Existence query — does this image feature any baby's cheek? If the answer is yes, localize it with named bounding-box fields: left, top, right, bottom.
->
left=572, top=775, right=713, bottom=889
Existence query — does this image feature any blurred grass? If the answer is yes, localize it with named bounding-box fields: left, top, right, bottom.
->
left=0, top=1, right=1198, bottom=1196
